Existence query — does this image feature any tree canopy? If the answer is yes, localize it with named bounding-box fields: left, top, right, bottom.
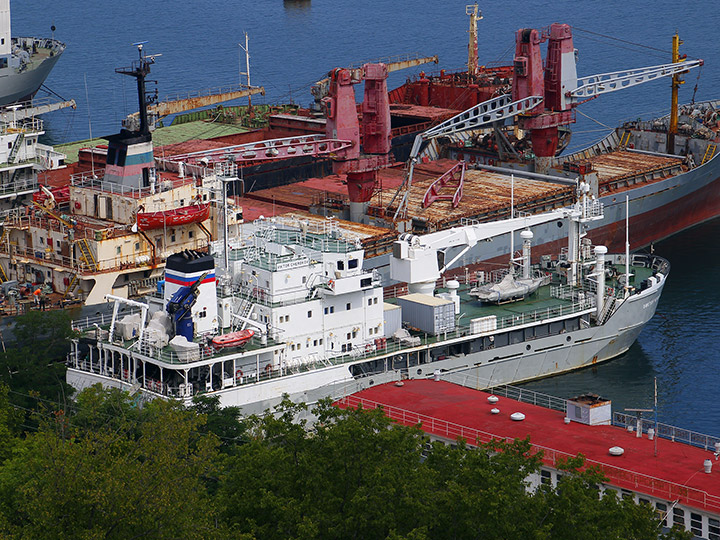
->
left=0, top=386, right=691, bottom=540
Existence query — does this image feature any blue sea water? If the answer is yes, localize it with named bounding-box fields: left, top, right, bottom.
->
left=10, top=1, right=720, bottom=434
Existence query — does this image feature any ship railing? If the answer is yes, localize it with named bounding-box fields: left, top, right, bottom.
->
left=490, top=298, right=594, bottom=332
left=552, top=130, right=620, bottom=166
left=0, top=116, right=43, bottom=135
left=0, top=237, right=159, bottom=275
left=71, top=308, right=143, bottom=332
left=0, top=175, right=38, bottom=195
left=613, top=412, right=720, bottom=453
left=473, top=267, right=511, bottom=286
left=70, top=173, right=191, bottom=198
left=337, top=395, right=720, bottom=513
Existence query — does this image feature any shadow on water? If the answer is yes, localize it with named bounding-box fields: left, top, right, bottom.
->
left=284, top=0, right=312, bottom=12
left=520, top=218, right=720, bottom=436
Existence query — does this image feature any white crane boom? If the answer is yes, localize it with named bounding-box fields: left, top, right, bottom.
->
left=390, top=94, right=544, bottom=219
left=391, top=207, right=572, bottom=289
left=570, top=59, right=703, bottom=100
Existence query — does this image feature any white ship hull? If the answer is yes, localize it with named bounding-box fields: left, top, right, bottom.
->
left=67, top=259, right=665, bottom=415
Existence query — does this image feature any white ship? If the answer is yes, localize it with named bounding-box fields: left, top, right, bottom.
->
left=0, top=0, right=65, bottom=107
left=66, top=183, right=667, bottom=414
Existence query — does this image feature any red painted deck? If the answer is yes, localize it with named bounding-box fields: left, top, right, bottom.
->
left=338, top=379, right=720, bottom=513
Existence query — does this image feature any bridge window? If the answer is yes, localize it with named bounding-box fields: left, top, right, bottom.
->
left=708, top=517, right=720, bottom=540
left=672, top=507, right=685, bottom=529
left=690, top=513, right=702, bottom=537
left=540, top=469, right=551, bottom=485
left=655, top=502, right=667, bottom=526
left=348, top=259, right=358, bottom=269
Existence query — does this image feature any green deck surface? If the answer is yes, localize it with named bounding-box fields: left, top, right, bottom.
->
left=55, top=120, right=251, bottom=164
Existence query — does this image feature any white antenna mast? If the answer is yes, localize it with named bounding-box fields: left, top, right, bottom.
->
left=239, top=32, right=252, bottom=110
left=84, top=74, right=94, bottom=176
left=509, top=174, right=514, bottom=271
left=625, top=194, right=631, bottom=295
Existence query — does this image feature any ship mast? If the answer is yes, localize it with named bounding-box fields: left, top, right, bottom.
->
left=668, top=32, right=684, bottom=155
left=116, top=42, right=159, bottom=136
left=239, top=32, right=253, bottom=113
left=466, top=4, right=481, bottom=77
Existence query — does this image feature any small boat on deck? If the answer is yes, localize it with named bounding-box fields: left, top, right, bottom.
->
left=136, top=203, right=210, bottom=231
left=211, top=329, right=254, bottom=349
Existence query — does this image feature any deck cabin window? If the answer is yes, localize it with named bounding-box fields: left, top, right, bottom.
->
left=672, top=507, right=685, bottom=528
left=337, top=260, right=344, bottom=270
left=708, top=517, right=720, bottom=540
left=348, top=259, right=358, bottom=269
left=690, top=513, right=702, bottom=536
left=540, top=470, right=551, bottom=485
left=655, top=502, right=667, bottom=526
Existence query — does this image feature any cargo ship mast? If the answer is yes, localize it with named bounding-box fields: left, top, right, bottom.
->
left=668, top=32, right=685, bottom=155
left=466, top=4, right=481, bottom=77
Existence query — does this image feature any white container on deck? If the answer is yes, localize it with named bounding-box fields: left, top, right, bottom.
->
left=397, top=293, right=455, bottom=335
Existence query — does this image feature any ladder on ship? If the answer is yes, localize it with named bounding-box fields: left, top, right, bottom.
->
left=702, top=143, right=717, bottom=165
left=619, top=130, right=632, bottom=148
left=8, top=133, right=24, bottom=163
left=63, top=274, right=79, bottom=299
left=76, top=239, right=97, bottom=271
left=598, top=296, right=618, bottom=325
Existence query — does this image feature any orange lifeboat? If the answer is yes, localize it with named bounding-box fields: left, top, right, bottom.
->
left=136, top=203, right=210, bottom=231
left=211, top=329, right=254, bottom=349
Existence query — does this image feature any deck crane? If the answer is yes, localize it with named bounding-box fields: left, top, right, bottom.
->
left=391, top=180, right=604, bottom=302
left=166, top=271, right=208, bottom=341
left=310, top=54, right=439, bottom=104
left=390, top=23, right=702, bottom=220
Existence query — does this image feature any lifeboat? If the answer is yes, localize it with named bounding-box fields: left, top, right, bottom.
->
left=211, top=329, right=254, bottom=349
left=136, top=203, right=210, bottom=231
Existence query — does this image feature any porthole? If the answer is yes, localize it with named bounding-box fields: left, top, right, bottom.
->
left=526, top=344, right=531, bottom=350
left=566, top=336, right=571, bottom=342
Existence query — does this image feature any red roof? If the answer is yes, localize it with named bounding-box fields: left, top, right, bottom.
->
left=338, top=379, right=720, bottom=513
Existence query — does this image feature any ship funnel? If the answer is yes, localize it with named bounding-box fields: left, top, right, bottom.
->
left=594, top=245, right=607, bottom=318
left=521, top=230, right=533, bottom=279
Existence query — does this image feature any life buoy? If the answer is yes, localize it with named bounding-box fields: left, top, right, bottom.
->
left=328, top=279, right=334, bottom=288
left=235, top=369, right=243, bottom=379
left=264, top=364, right=272, bottom=374
left=74, top=202, right=81, bottom=210
left=365, top=344, right=373, bottom=353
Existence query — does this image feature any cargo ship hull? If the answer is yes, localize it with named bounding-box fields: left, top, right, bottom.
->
left=354, top=119, right=720, bottom=282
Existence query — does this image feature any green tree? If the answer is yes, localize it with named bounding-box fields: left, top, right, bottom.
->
left=0, top=388, right=226, bottom=540
left=0, top=310, right=75, bottom=413
left=191, top=394, right=248, bottom=453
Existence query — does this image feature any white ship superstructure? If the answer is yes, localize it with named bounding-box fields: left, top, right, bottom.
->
left=0, top=106, right=67, bottom=208
left=67, top=187, right=668, bottom=414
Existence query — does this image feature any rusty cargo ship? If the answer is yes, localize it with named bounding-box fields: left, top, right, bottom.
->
left=149, top=16, right=712, bottom=288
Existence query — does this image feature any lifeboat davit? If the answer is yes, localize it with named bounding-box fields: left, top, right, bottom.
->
left=211, top=329, right=254, bottom=349
left=136, top=203, right=210, bottom=231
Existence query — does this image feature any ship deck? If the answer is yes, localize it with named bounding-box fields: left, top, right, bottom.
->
left=378, top=162, right=572, bottom=231
left=339, top=379, right=720, bottom=513
left=389, top=263, right=655, bottom=330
